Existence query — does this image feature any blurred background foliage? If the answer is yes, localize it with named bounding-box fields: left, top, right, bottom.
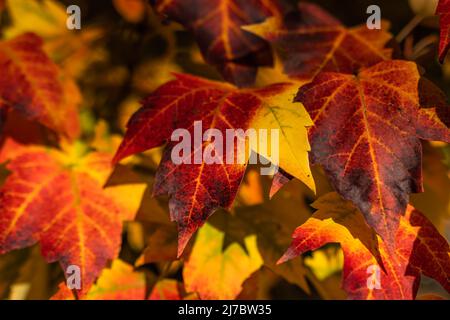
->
left=0, top=0, right=448, bottom=300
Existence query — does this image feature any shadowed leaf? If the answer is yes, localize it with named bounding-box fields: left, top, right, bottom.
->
left=152, top=0, right=287, bottom=86
left=296, top=60, right=450, bottom=247
left=280, top=192, right=450, bottom=300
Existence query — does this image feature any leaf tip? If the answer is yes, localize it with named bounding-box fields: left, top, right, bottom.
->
left=177, top=229, right=193, bottom=258
left=269, top=171, right=292, bottom=198
left=277, top=247, right=296, bottom=265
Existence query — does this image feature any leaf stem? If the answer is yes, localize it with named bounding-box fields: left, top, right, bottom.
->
left=396, top=14, right=425, bottom=43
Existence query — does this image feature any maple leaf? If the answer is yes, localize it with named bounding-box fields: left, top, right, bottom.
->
left=438, top=0, right=450, bottom=62
left=295, top=60, right=450, bottom=248
left=183, top=223, right=262, bottom=299
left=269, top=78, right=450, bottom=200
left=52, top=260, right=147, bottom=300
left=280, top=193, right=450, bottom=300
left=0, top=33, right=80, bottom=138
left=152, top=0, right=286, bottom=86
left=4, top=0, right=104, bottom=78
left=244, top=2, right=393, bottom=82
left=114, top=73, right=314, bottom=256
left=0, top=146, right=146, bottom=296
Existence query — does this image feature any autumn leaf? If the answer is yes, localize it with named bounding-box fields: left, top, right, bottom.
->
left=0, top=33, right=80, bottom=138
left=114, top=73, right=314, bottom=256
left=438, top=0, right=450, bottom=62
left=53, top=260, right=146, bottom=300
left=244, top=3, right=393, bottom=82
left=113, top=0, right=148, bottom=24
left=183, top=223, right=262, bottom=300
left=4, top=0, right=104, bottom=78
left=280, top=192, right=450, bottom=300
left=295, top=60, right=450, bottom=248
left=152, top=0, right=285, bottom=86
left=0, top=145, right=146, bottom=296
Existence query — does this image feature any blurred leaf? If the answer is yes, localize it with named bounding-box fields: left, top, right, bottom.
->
left=5, top=0, right=104, bottom=77
left=53, top=260, right=147, bottom=300
left=304, top=247, right=343, bottom=281
left=113, top=0, right=148, bottom=24
left=183, top=223, right=263, bottom=299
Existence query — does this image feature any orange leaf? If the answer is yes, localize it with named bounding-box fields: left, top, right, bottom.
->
left=0, top=33, right=80, bottom=138
left=0, top=146, right=144, bottom=296
left=280, top=193, right=450, bottom=300
left=245, top=3, right=392, bottom=82
left=296, top=60, right=450, bottom=248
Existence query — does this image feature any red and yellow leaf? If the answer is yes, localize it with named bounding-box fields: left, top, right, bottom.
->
left=4, top=0, right=104, bottom=79
left=0, top=33, right=80, bottom=138
left=0, top=146, right=146, bottom=296
left=438, top=0, right=450, bottom=62
left=114, top=73, right=313, bottom=255
left=152, top=0, right=284, bottom=86
left=280, top=193, right=450, bottom=300
left=295, top=60, right=450, bottom=247
left=245, top=3, right=393, bottom=82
